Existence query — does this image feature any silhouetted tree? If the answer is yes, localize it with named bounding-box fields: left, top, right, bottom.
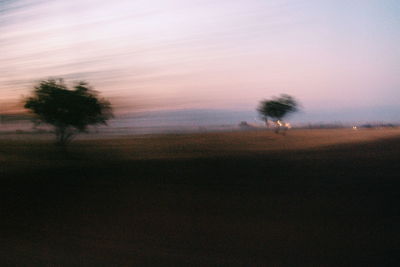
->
left=258, top=94, right=298, bottom=134
left=24, top=78, right=113, bottom=145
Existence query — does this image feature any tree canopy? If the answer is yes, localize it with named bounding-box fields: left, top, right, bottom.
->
left=24, top=78, right=113, bottom=145
left=258, top=94, right=298, bottom=122
left=257, top=94, right=298, bottom=134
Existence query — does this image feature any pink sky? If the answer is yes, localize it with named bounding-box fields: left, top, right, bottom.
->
left=0, top=0, right=399, bottom=117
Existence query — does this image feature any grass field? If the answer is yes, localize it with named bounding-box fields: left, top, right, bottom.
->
left=1, top=128, right=400, bottom=266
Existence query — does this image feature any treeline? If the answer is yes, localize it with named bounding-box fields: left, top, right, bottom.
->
left=300, top=123, right=398, bottom=129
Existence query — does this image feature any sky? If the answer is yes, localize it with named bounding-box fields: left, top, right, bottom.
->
left=0, top=0, right=399, bottom=122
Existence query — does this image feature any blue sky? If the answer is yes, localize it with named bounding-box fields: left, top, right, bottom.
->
left=0, top=0, right=399, bottom=122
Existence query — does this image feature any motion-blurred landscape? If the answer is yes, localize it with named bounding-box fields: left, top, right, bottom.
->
left=1, top=0, right=400, bottom=266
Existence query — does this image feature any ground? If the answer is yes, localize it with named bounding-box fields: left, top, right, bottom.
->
left=1, top=128, right=400, bottom=266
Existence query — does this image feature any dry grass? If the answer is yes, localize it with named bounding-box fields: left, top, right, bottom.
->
left=73, top=128, right=400, bottom=160
left=64, top=128, right=400, bottom=159
left=1, top=128, right=400, bottom=266
left=2, top=128, right=399, bottom=172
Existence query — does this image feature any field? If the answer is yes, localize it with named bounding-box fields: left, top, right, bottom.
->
left=1, top=128, right=400, bottom=266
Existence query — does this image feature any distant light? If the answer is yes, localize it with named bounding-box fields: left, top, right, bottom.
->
left=352, top=126, right=358, bottom=130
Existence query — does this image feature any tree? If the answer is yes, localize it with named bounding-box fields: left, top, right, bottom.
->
left=257, top=94, right=298, bottom=134
left=24, top=78, right=113, bottom=145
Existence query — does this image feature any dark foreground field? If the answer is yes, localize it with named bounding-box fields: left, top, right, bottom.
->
left=1, top=129, right=400, bottom=266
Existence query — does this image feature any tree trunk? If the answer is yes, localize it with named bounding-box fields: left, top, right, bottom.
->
left=55, top=126, right=74, bottom=146
left=274, top=120, right=280, bottom=134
